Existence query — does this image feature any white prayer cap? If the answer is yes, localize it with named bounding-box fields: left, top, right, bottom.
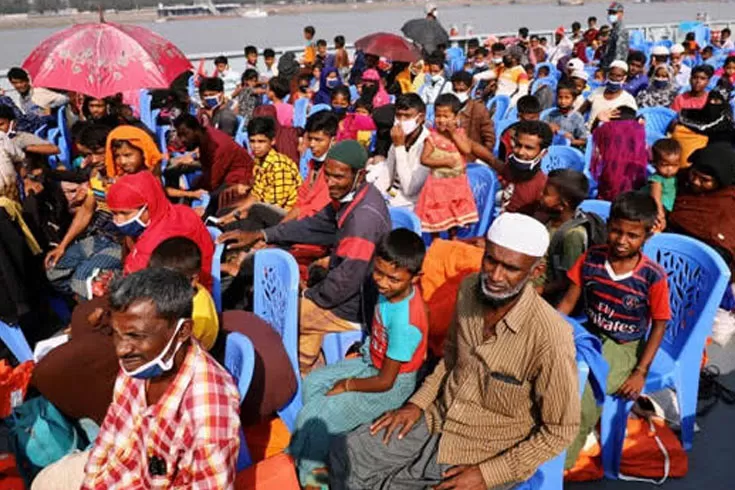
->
left=571, top=69, right=589, bottom=81
left=567, top=58, right=585, bottom=73
left=670, top=44, right=685, bottom=55
left=425, top=3, right=437, bottom=14
left=609, top=60, right=629, bottom=72
left=651, top=45, right=670, bottom=56
left=486, top=213, right=550, bottom=258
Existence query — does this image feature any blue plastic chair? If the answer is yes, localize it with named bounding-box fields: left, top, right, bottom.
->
left=486, top=95, right=511, bottom=125
left=539, top=107, right=555, bottom=121
left=207, top=227, right=224, bottom=313
left=299, top=148, right=313, bottom=180
left=637, top=106, right=676, bottom=136
left=578, top=199, right=611, bottom=222
left=253, top=249, right=302, bottom=432
left=224, top=332, right=255, bottom=470
left=600, top=233, right=731, bottom=479
left=53, top=105, right=71, bottom=167
left=156, top=124, right=171, bottom=154
left=309, top=103, right=331, bottom=116
left=534, top=62, right=559, bottom=80
left=505, top=105, right=519, bottom=122
left=234, top=115, right=248, bottom=148
left=389, top=207, right=421, bottom=234
left=456, top=163, right=499, bottom=239
left=293, top=97, right=310, bottom=129
left=139, top=90, right=154, bottom=131
left=540, top=146, right=586, bottom=174
left=349, top=85, right=359, bottom=102
left=322, top=330, right=364, bottom=365
left=426, top=104, right=435, bottom=126
left=0, top=321, right=33, bottom=363
left=493, top=118, right=517, bottom=156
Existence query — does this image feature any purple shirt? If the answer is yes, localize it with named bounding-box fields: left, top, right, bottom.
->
left=625, top=74, right=649, bottom=97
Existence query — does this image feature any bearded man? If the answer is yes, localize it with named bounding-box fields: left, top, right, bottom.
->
left=328, top=213, right=580, bottom=490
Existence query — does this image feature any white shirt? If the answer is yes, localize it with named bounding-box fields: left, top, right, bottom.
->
left=673, top=63, right=691, bottom=89
left=420, top=75, right=453, bottom=105
left=262, top=65, right=279, bottom=80
left=586, top=87, right=638, bottom=127
left=548, top=37, right=574, bottom=65
left=19, top=87, right=68, bottom=115
left=217, top=69, right=241, bottom=99
left=366, top=127, right=430, bottom=210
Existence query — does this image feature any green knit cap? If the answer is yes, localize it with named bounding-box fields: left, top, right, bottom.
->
left=326, top=140, right=368, bottom=170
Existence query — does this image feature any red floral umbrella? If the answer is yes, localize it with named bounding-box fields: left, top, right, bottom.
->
left=22, top=21, right=192, bottom=99
left=354, top=32, right=422, bottom=62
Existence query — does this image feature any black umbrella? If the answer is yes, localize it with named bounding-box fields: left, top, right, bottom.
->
left=401, top=18, right=450, bottom=54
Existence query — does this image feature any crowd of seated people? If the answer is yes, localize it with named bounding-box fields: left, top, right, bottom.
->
left=3, top=8, right=735, bottom=489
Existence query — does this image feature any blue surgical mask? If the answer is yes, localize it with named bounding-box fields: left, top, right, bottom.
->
left=332, top=105, right=348, bottom=116
left=326, top=78, right=340, bottom=89
left=120, top=319, right=186, bottom=379
left=115, top=206, right=148, bottom=237
left=652, top=78, right=669, bottom=89
left=508, top=152, right=543, bottom=173
left=204, top=95, right=220, bottom=109
left=605, top=78, right=624, bottom=92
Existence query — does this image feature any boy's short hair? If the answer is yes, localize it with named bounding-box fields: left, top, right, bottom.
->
left=515, top=120, right=553, bottom=149
left=556, top=80, right=577, bottom=96
left=491, top=42, right=506, bottom=53
left=517, top=95, right=541, bottom=115
left=304, top=25, right=315, bottom=36
left=537, top=66, right=550, bottom=77
left=692, top=65, right=714, bottom=78
left=0, top=105, right=16, bottom=121
left=316, top=39, right=327, bottom=47
left=610, top=191, right=658, bottom=231
left=467, top=38, right=480, bottom=49
left=725, top=55, right=735, bottom=66
left=77, top=124, right=111, bottom=149
left=244, top=45, right=258, bottom=56
left=264, top=48, right=276, bottom=58
left=435, top=93, right=462, bottom=114
left=426, top=52, right=445, bottom=68
left=651, top=138, right=682, bottom=161
left=395, top=93, right=426, bottom=114
left=334, top=35, right=345, bottom=48
left=149, top=237, right=202, bottom=278
left=547, top=169, right=589, bottom=209
left=723, top=27, right=732, bottom=36
left=330, top=86, right=351, bottom=102
left=305, top=110, right=339, bottom=136
left=376, top=228, right=426, bottom=275
left=214, top=55, right=228, bottom=66
left=242, top=69, right=259, bottom=83
left=354, top=96, right=373, bottom=113
left=199, top=77, right=224, bottom=94
left=475, top=47, right=489, bottom=57
left=519, top=27, right=529, bottom=38
left=572, top=21, right=581, bottom=30
left=703, top=46, right=714, bottom=54
left=627, top=51, right=647, bottom=65
left=7, top=67, right=29, bottom=82
left=268, top=77, right=291, bottom=100
left=588, top=16, right=597, bottom=23
left=173, top=113, right=202, bottom=132
left=247, top=116, right=276, bottom=139
left=451, top=70, right=472, bottom=86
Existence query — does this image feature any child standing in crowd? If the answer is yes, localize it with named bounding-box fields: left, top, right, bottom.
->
left=213, top=55, right=241, bottom=99
left=416, top=94, right=478, bottom=238
left=544, top=81, right=589, bottom=149
left=559, top=192, right=671, bottom=469
left=334, top=35, right=351, bottom=80
left=316, top=39, right=328, bottom=66
left=671, top=65, right=713, bottom=112
left=288, top=229, right=428, bottom=489
left=267, top=77, right=294, bottom=127
left=244, top=45, right=259, bottom=72
left=233, top=69, right=262, bottom=124
left=263, top=48, right=278, bottom=79
left=421, top=52, right=452, bottom=105
left=303, top=25, right=316, bottom=66
left=645, top=138, right=682, bottom=232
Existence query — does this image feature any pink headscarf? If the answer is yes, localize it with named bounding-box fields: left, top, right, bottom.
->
left=591, top=120, right=648, bottom=201
left=361, top=69, right=390, bottom=108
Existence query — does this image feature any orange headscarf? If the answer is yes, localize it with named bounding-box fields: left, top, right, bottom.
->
left=105, top=125, right=162, bottom=178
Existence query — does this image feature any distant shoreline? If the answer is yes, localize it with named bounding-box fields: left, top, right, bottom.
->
left=0, top=0, right=618, bottom=31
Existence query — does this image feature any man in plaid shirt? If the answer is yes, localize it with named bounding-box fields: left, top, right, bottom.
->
left=32, top=268, right=241, bottom=490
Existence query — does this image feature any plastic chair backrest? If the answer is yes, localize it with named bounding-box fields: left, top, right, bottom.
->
left=55, top=105, right=71, bottom=167
left=642, top=233, right=731, bottom=362
left=207, top=226, right=224, bottom=313
left=541, top=146, right=585, bottom=174
left=486, top=95, right=511, bottom=124
left=309, top=103, right=331, bottom=116
left=389, top=207, right=421, bottom=234
left=139, top=90, right=154, bottom=131
left=531, top=76, right=558, bottom=96
left=637, top=106, right=677, bottom=135
left=539, top=107, right=555, bottom=121
left=224, top=332, right=256, bottom=403
left=349, top=85, right=359, bottom=102
left=234, top=115, right=247, bottom=147
left=253, top=249, right=302, bottom=432
left=505, top=105, right=519, bottom=121
left=456, top=163, right=498, bottom=239
left=534, top=62, right=558, bottom=80
left=292, top=97, right=310, bottom=129
left=426, top=104, right=435, bottom=125
left=156, top=124, right=171, bottom=154
left=630, top=29, right=646, bottom=47
left=299, top=148, right=312, bottom=180
left=493, top=118, right=517, bottom=156
left=0, top=321, right=33, bottom=363
left=578, top=199, right=611, bottom=222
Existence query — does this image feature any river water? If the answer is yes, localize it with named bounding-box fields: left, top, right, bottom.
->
left=0, top=1, right=733, bottom=68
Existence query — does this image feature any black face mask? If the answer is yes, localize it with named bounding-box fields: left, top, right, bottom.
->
left=299, top=86, right=309, bottom=93
left=362, top=84, right=378, bottom=99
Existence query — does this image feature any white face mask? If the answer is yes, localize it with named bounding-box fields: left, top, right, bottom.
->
left=120, top=319, right=186, bottom=379
left=455, top=91, right=469, bottom=103
left=395, top=117, right=419, bottom=135
left=493, top=57, right=503, bottom=64
left=608, top=14, right=618, bottom=24
left=313, top=152, right=328, bottom=162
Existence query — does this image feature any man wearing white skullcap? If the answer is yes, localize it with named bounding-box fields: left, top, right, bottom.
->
left=579, top=58, right=638, bottom=128
left=331, top=213, right=580, bottom=490
left=669, top=44, right=692, bottom=88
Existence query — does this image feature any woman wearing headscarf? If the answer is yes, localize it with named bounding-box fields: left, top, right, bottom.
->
left=590, top=106, right=648, bottom=201
left=312, top=66, right=343, bottom=106
left=672, top=89, right=735, bottom=168
left=251, top=105, right=300, bottom=163
left=106, top=171, right=214, bottom=289
left=360, top=68, right=391, bottom=108
left=104, top=125, right=163, bottom=179
left=668, top=143, right=735, bottom=273
left=636, top=64, right=679, bottom=109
